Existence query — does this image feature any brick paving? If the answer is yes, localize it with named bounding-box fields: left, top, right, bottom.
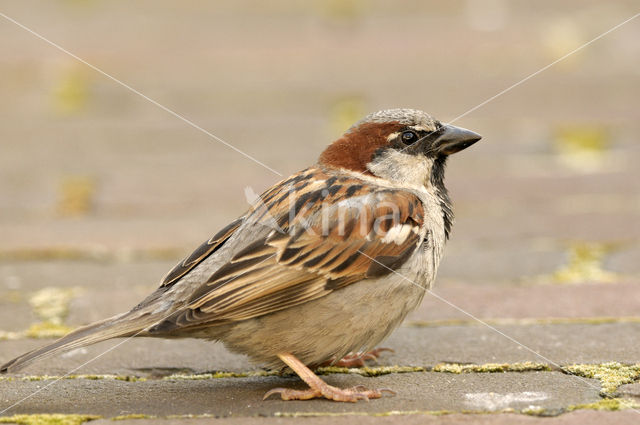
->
left=1, top=1, right=639, bottom=424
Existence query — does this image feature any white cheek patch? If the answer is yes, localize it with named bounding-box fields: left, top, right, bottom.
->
left=381, top=224, right=420, bottom=245
left=367, top=149, right=434, bottom=188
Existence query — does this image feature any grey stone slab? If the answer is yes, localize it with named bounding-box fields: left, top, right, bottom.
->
left=89, top=411, right=640, bottom=425
left=618, top=382, right=640, bottom=399
left=0, top=1, right=639, bottom=421
left=608, top=246, right=640, bottom=275
left=385, top=323, right=640, bottom=366
left=408, top=282, right=640, bottom=322
left=0, top=0, right=638, bottom=253
left=0, top=299, right=33, bottom=334
left=0, top=338, right=255, bottom=377
left=2, top=322, right=639, bottom=378
left=3, top=262, right=639, bottom=338
left=0, top=260, right=172, bottom=332
left=0, top=261, right=173, bottom=293
left=437, top=243, right=566, bottom=284
left=0, top=371, right=599, bottom=417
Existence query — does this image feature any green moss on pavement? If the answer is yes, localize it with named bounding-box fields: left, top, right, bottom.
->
left=0, top=414, right=99, bottom=425
left=163, top=370, right=277, bottom=380
left=550, top=242, right=618, bottom=284
left=564, top=362, right=640, bottom=395
left=433, top=362, right=550, bottom=374
left=24, top=322, right=74, bottom=339
left=568, top=398, right=639, bottom=411
left=0, top=374, right=146, bottom=382
left=316, top=365, right=425, bottom=376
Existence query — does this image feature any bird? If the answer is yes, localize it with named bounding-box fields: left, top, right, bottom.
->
left=1, top=109, right=481, bottom=402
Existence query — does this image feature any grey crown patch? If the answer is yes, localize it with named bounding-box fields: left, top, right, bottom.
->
left=347, top=108, right=438, bottom=132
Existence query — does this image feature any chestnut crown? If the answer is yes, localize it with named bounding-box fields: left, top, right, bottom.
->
left=318, top=108, right=481, bottom=174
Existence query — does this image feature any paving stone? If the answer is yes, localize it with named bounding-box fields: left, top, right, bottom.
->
left=0, top=338, right=254, bottom=377
left=2, top=322, right=639, bottom=378
left=0, top=260, right=171, bottom=332
left=385, top=323, right=640, bottom=366
left=89, top=411, right=640, bottom=425
left=618, top=382, right=640, bottom=399
left=0, top=1, right=638, bottom=253
left=0, top=261, right=174, bottom=293
left=2, top=262, right=639, bottom=337
left=437, top=243, right=567, bottom=284
left=607, top=246, right=640, bottom=275
left=0, top=0, right=639, bottom=422
left=409, top=282, right=640, bottom=322
left=0, top=371, right=599, bottom=417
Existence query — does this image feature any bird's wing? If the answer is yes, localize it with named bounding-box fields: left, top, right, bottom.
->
left=159, top=217, right=245, bottom=287
left=152, top=168, right=425, bottom=332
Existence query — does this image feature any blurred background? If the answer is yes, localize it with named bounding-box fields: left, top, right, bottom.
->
left=0, top=0, right=639, bottom=336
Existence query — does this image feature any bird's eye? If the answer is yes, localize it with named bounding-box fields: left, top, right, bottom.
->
left=401, top=130, right=419, bottom=145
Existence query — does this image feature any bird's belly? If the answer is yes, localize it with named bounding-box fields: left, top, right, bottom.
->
left=216, top=253, right=432, bottom=369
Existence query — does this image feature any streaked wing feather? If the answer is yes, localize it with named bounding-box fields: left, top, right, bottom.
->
left=160, top=217, right=244, bottom=287
left=153, top=168, right=425, bottom=331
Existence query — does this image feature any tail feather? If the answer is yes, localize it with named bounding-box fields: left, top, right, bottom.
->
left=1, top=312, right=158, bottom=373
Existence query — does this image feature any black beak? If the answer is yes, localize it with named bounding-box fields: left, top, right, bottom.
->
left=434, top=124, right=482, bottom=155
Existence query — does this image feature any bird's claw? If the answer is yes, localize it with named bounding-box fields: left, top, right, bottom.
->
left=332, top=347, right=395, bottom=368
left=263, top=383, right=392, bottom=402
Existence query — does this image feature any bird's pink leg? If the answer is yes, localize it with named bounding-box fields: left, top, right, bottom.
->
left=326, top=347, right=395, bottom=368
left=263, top=352, right=394, bottom=402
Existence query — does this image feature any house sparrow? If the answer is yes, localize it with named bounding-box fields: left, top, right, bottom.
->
left=1, top=109, right=481, bottom=402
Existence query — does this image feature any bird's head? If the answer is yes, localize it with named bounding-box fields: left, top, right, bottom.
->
left=318, top=108, right=481, bottom=188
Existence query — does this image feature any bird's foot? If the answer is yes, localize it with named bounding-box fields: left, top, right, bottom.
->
left=331, top=347, right=395, bottom=368
left=264, top=384, right=394, bottom=402
left=265, top=352, right=395, bottom=402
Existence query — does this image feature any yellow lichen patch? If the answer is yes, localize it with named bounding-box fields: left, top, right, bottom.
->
left=29, top=287, right=78, bottom=324
left=553, top=242, right=618, bottom=284
left=553, top=125, right=610, bottom=172
left=564, top=362, right=640, bottom=395
left=0, top=330, right=22, bottom=341
left=2, top=287, right=80, bottom=339
left=521, top=406, right=547, bottom=416
left=16, top=374, right=146, bottom=382
left=530, top=242, right=618, bottom=285
left=52, top=66, right=90, bottom=115
left=0, top=247, right=183, bottom=263
left=24, top=322, right=73, bottom=339
left=57, top=176, right=96, bottom=217
left=433, top=362, right=550, bottom=374
left=163, top=370, right=277, bottom=380
left=0, top=414, right=100, bottom=425
left=315, top=0, right=365, bottom=23
left=0, top=323, right=73, bottom=341
left=568, top=398, right=639, bottom=412
left=317, top=365, right=425, bottom=377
